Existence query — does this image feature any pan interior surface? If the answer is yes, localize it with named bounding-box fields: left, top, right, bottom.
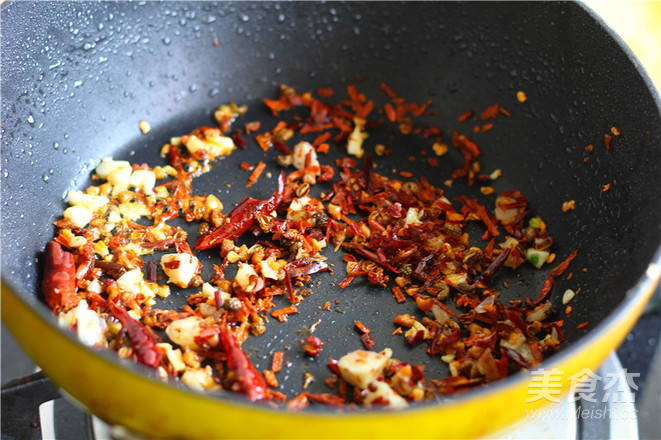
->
left=2, top=0, right=660, bottom=422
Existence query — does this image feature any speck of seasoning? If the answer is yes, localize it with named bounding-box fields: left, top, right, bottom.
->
left=562, top=200, right=575, bottom=212
left=480, top=186, right=494, bottom=195
left=490, top=169, right=501, bottom=180
left=516, top=91, right=527, bottom=103
left=432, top=142, right=448, bottom=156
left=584, top=144, right=594, bottom=152
left=602, top=183, right=610, bottom=192
left=139, top=120, right=151, bottom=134
left=213, top=36, right=220, bottom=47
left=443, top=179, right=453, bottom=187
left=611, top=126, right=620, bottom=136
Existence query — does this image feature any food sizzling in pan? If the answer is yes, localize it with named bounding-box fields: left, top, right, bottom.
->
left=42, top=83, right=578, bottom=409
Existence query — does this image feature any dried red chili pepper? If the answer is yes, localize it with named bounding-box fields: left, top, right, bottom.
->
left=219, top=322, right=269, bottom=402
left=41, top=241, right=79, bottom=312
left=107, top=300, right=163, bottom=369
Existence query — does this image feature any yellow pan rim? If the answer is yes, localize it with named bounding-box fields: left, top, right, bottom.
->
left=2, top=254, right=659, bottom=439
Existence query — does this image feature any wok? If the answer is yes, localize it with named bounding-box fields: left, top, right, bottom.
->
left=2, top=1, right=660, bottom=438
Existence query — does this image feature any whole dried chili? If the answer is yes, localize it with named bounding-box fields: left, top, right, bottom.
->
left=108, top=300, right=163, bottom=369
left=219, top=321, right=269, bottom=401
left=41, top=241, right=79, bottom=312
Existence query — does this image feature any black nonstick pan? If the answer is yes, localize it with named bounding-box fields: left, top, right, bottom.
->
left=2, top=1, right=660, bottom=438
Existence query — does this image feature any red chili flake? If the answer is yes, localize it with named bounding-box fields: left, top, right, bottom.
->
left=269, top=391, right=287, bottom=403
left=231, top=129, right=248, bottom=149
left=272, top=351, right=284, bottom=373
left=322, top=301, right=332, bottom=311
left=481, top=123, right=494, bottom=132
left=213, top=36, right=219, bottom=47
left=383, top=103, right=397, bottom=123
left=481, top=103, right=500, bottom=120
left=354, top=320, right=370, bottom=334
left=263, top=369, right=279, bottom=388
left=585, top=144, right=594, bottom=153
left=163, top=260, right=181, bottom=270
left=427, top=157, right=439, bottom=167
left=361, top=332, right=376, bottom=350
left=499, top=107, right=511, bottom=117
left=271, top=305, right=300, bottom=322
left=611, top=126, right=620, bottom=136
left=240, top=162, right=254, bottom=171
left=379, top=82, right=398, bottom=100
left=316, top=87, right=335, bottom=98
left=548, top=250, right=578, bottom=278
left=324, top=374, right=338, bottom=389
left=309, top=393, right=345, bottom=406
left=605, top=133, right=612, bottom=150
left=535, top=277, right=555, bottom=304
left=457, top=110, right=473, bottom=123
left=576, top=321, right=589, bottom=329
left=286, top=392, right=310, bottom=411
left=244, top=121, right=261, bottom=134
left=312, top=132, right=331, bottom=147
left=255, top=132, right=272, bottom=152
left=302, top=336, right=323, bottom=357
left=391, top=286, right=407, bottom=303
left=246, top=161, right=266, bottom=188
left=399, top=171, right=414, bottom=178
left=602, top=183, right=610, bottom=192
left=422, top=125, right=441, bottom=138
left=316, top=143, right=330, bottom=154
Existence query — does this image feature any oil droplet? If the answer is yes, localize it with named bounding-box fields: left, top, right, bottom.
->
left=162, top=37, right=171, bottom=45
left=27, top=115, right=35, bottom=124
left=42, top=174, right=50, bottom=183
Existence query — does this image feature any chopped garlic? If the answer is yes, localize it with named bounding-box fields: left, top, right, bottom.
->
left=184, top=133, right=235, bottom=159
left=337, top=348, right=392, bottom=389
left=404, top=207, right=423, bottom=226
left=68, top=190, right=110, bottom=212
left=63, top=205, right=93, bottom=228
left=58, top=300, right=107, bottom=347
left=128, top=169, right=156, bottom=194
left=292, top=141, right=319, bottom=170
left=347, top=117, right=368, bottom=158
left=156, top=343, right=186, bottom=374
left=363, top=380, right=408, bottom=409
left=160, top=253, right=200, bottom=288
left=166, top=316, right=204, bottom=350
left=95, top=157, right=131, bottom=179
left=562, top=289, right=576, bottom=305
left=181, top=366, right=222, bottom=392
left=234, top=262, right=264, bottom=292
